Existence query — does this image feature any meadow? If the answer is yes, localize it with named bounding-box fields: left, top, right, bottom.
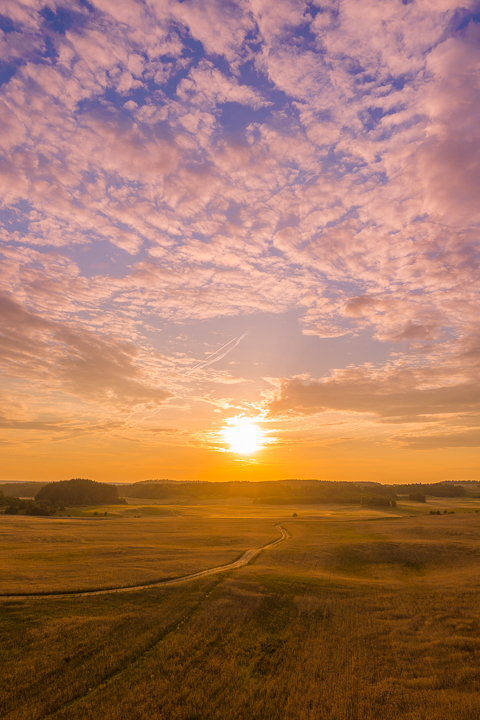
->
left=2, top=498, right=480, bottom=719
left=0, top=514, right=278, bottom=594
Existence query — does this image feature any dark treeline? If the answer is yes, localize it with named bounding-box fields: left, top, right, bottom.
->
left=392, top=483, right=465, bottom=497
left=0, top=478, right=468, bottom=512
left=121, top=479, right=465, bottom=506
left=122, top=479, right=394, bottom=505
left=0, top=478, right=125, bottom=515
left=0, top=482, right=48, bottom=498
left=0, top=491, right=54, bottom=516
left=253, top=482, right=391, bottom=505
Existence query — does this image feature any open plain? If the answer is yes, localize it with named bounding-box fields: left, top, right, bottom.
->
left=2, top=499, right=480, bottom=719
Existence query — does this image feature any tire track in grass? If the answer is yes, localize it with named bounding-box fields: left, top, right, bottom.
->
left=39, top=576, right=225, bottom=720
left=0, top=523, right=290, bottom=600
left=36, top=525, right=291, bottom=719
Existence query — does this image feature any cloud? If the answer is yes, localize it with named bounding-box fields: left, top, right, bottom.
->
left=0, top=295, right=173, bottom=409
left=342, top=295, right=377, bottom=318
left=186, top=331, right=248, bottom=375
left=394, top=429, right=480, bottom=449
left=266, top=363, right=480, bottom=422
left=414, top=26, right=480, bottom=226
left=176, top=61, right=269, bottom=110
left=146, top=427, right=179, bottom=434
left=172, top=0, right=255, bottom=65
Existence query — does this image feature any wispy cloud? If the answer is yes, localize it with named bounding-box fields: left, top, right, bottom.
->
left=186, top=332, right=248, bottom=375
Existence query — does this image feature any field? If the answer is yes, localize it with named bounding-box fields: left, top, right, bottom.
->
left=0, top=514, right=279, bottom=594
left=2, top=498, right=480, bottom=719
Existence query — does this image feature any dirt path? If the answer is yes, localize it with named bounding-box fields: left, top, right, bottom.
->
left=1, top=523, right=291, bottom=601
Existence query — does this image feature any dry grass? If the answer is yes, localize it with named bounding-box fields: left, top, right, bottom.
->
left=0, top=516, right=277, bottom=594
left=0, top=578, right=217, bottom=720
left=121, top=497, right=407, bottom=519
left=3, top=505, right=480, bottom=719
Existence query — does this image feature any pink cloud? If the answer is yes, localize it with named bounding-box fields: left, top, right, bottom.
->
left=0, top=294, right=174, bottom=409
left=267, top=362, right=480, bottom=423
left=176, top=61, right=269, bottom=110
left=171, top=0, right=255, bottom=65
left=393, top=428, right=480, bottom=449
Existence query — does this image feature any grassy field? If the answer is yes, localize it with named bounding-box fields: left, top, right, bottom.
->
left=2, top=499, right=480, bottom=719
left=0, top=515, right=279, bottom=594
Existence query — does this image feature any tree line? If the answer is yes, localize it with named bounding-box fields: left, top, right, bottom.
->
left=0, top=478, right=125, bottom=515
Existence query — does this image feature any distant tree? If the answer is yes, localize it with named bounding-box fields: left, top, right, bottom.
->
left=36, top=478, right=125, bottom=507
left=409, top=492, right=426, bottom=503
left=390, top=499, right=397, bottom=508
left=0, top=492, right=25, bottom=508
left=25, top=502, right=53, bottom=516
left=362, top=495, right=391, bottom=507
left=5, top=505, right=19, bottom=515
left=292, top=512, right=298, bottom=517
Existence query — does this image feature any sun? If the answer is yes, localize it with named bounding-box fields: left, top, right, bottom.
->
left=220, top=416, right=265, bottom=455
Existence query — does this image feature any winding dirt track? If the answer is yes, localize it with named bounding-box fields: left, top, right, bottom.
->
left=1, top=523, right=291, bottom=601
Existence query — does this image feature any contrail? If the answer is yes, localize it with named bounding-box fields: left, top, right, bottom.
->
left=186, top=331, right=248, bottom=376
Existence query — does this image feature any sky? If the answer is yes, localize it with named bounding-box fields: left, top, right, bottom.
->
left=1, top=0, right=480, bottom=484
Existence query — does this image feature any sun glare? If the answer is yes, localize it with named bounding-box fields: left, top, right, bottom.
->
left=220, top=417, right=265, bottom=455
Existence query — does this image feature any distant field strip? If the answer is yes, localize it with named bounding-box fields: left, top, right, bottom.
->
left=1, top=523, right=290, bottom=600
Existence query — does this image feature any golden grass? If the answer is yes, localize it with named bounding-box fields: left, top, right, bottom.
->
left=3, top=504, right=480, bottom=719
left=0, top=578, right=217, bottom=720
left=0, top=516, right=277, bottom=594
left=121, top=497, right=407, bottom=519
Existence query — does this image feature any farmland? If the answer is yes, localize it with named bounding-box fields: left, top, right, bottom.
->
left=2, top=499, right=480, bottom=719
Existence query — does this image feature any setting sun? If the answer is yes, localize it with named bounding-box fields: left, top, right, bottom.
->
left=220, top=417, right=265, bottom=455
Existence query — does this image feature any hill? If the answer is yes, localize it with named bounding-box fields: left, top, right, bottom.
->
left=0, top=482, right=48, bottom=498
left=35, top=478, right=125, bottom=506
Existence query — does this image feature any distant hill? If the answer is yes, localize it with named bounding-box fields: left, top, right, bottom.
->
left=0, top=482, right=48, bottom=498
left=118, top=479, right=466, bottom=505
left=119, top=479, right=394, bottom=505
left=2, top=478, right=466, bottom=508
left=389, top=482, right=465, bottom=497
left=35, top=478, right=125, bottom=506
